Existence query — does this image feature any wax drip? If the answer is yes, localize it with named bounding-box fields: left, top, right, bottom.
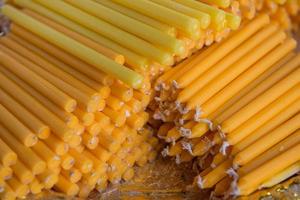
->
left=181, top=141, right=194, bottom=155
left=198, top=118, right=214, bottom=131
left=220, top=141, right=230, bottom=155
left=179, top=126, right=192, bottom=138
left=194, top=106, right=203, bottom=122
left=196, top=175, right=204, bottom=189
left=172, top=80, right=179, bottom=89
left=161, top=146, right=169, bottom=157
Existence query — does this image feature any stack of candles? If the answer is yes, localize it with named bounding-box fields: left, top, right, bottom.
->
left=0, top=2, right=162, bottom=199
left=6, top=0, right=241, bottom=71
left=153, top=14, right=300, bottom=197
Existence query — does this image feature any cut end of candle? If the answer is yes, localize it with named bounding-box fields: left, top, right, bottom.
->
left=25, top=134, right=38, bottom=147
left=66, top=116, right=79, bottom=129
left=86, top=100, right=98, bottom=113
left=115, top=54, right=125, bottom=65
left=82, top=113, right=95, bottom=127
left=68, top=135, right=82, bottom=148
left=200, top=15, right=211, bottom=29
left=38, top=126, right=50, bottom=139
left=15, top=184, right=29, bottom=198
left=65, top=100, right=77, bottom=113
left=21, top=171, right=34, bottom=185
left=33, top=161, right=47, bottom=175
left=67, top=184, right=79, bottom=196
left=44, top=174, right=58, bottom=189
left=3, top=152, right=17, bottom=167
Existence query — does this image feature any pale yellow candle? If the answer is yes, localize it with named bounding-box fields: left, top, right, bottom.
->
left=23, top=9, right=125, bottom=64
left=0, top=69, right=74, bottom=142
left=0, top=104, right=37, bottom=147
left=14, top=0, right=148, bottom=70
left=202, top=0, right=231, bottom=8
left=65, top=0, right=184, bottom=56
left=96, top=0, right=176, bottom=36
left=2, top=5, right=143, bottom=88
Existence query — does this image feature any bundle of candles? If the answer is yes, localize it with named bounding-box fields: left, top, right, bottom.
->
left=153, top=14, right=300, bottom=197
left=0, top=0, right=299, bottom=199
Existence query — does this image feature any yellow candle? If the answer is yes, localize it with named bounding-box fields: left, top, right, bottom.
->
left=214, top=52, right=297, bottom=124
left=96, top=0, right=176, bottom=36
left=0, top=104, right=37, bottom=147
left=111, top=83, right=133, bottom=102
left=11, top=160, right=33, bottom=184
left=44, top=134, right=69, bottom=156
left=69, top=149, right=93, bottom=174
left=201, top=38, right=296, bottom=117
left=126, top=98, right=142, bottom=113
left=0, top=43, right=78, bottom=113
left=227, top=84, right=300, bottom=145
left=177, top=23, right=279, bottom=103
left=187, top=30, right=286, bottom=110
left=222, top=68, right=300, bottom=133
left=106, top=96, right=124, bottom=111
left=0, top=69, right=74, bottom=142
left=73, top=109, right=94, bottom=127
left=55, top=175, right=79, bottom=196
left=0, top=164, right=12, bottom=181
left=259, top=161, right=300, bottom=189
left=90, top=145, right=112, bottom=163
left=0, top=88, right=50, bottom=140
left=103, top=107, right=126, bottom=127
left=61, top=154, right=75, bottom=170
left=122, top=168, right=135, bottom=181
left=37, top=169, right=58, bottom=189
left=62, top=168, right=82, bottom=183
left=0, top=124, right=46, bottom=175
left=32, top=141, right=61, bottom=170
left=29, top=179, right=44, bottom=194
left=7, top=176, right=29, bottom=198
left=111, top=0, right=201, bottom=39
left=202, top=0, right=231, bottom=8
left=86, top=123, right=102, bottom=136
left=66, top=0, right=184, bottom=56
left=82, top=133, right=99, bottom=150
left=2, top=5, right=143, bottom=88
left=237, top=144, right=300, bottom=196
left=234, top=113, right=300, bottom=166
left=0, top=184, right=16, bottom=200
left=0, top=136, right=17, bottom=167
left=68, top=134, right=82, bottom=148
left=82, top=150, right=107, bottom=174
left=238, top=130, right=300, bottom=176
left=232, top=99, right=300, bottom=155
left=176, top=14, right=270, bottom=87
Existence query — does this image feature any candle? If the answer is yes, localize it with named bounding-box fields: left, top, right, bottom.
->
left=0, top=47, right=77, bottom=113
left=69, top=149, right=93, bottom=174
left=214, top=176, right=231, bottom=196
left=82, top=150, right=107, bottom=174
left=29, top=179, right=44, bottom=194
left=232, top=99, right=300, bottom=155
left=200, top=159, right=232, bottom=188
left=82, top=133, right=99, bottom=150
left=33, top=0, right=173, bottom=66
left=0, top=184, right=16, bottom=200
left=111, top=83, right=133, bottom=102
left=178, top=22, right=279, bottom=104
left=238, top=130, right=300, bottom=176
left=0, top=104, right=37, bottom=147
left=0, top=88, right=50, bottom=140
left=73, top=109, right=94, bottom=127
left=2, top=5, right=144, bottom=88
left=11, top=160, right=33, bottom=185
left=150, top=0, right=211, bottom=29
left=175, top=14, right=270, bottom=88
left=45, top=134, right=69, bottom=156
left=7, top=176, right=29, bottom=198
left=222, top=68, right=300, bottom=133
left=0, top=164, right=12, bottom=181
left=90, top=145, right=112, bottom=163
left=55, top=175, right=79, bottom=196
left=106, top=96, right=124, bottom=111
left=214, top=52, right=297, bottom=123
left=202, top=0, right=231, bottom=8
left=111, top=0, right=201, bottom=39
left=103, top=107, right=126, bottom=127
left=66, top=0, right=184, bottom=56
left=187, top=30, right=286, bottom=110
left=9, top=25, right=113, bottom=87
left=96, top=0, right=176, bottom=36
left=259, top=161, right=300, bottom=188
left=61, top=168, right=82, bottom=183
left=0, top=136, right=17, bottom=167
left=234, top=113, right=300, bottom=167
left=23, top=9, right=125, bottom=64
left=68, top=134, right=82, bottom=148
left=0, top=69, right=74, bottom=142
left=122, top=168, right=135, bottom=181
left=201, top=38, right=296, bottom=117
left=37, top=169, right=58, bottom=189
left=227, top=84, right=300, bottom=145
left=237, top=144, right=300, bottom=195
left=86, top=123, right=101, bottom=136
left=32, top=141, right=61, bottom=170
left=60, top=154, right=75, bottom=170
